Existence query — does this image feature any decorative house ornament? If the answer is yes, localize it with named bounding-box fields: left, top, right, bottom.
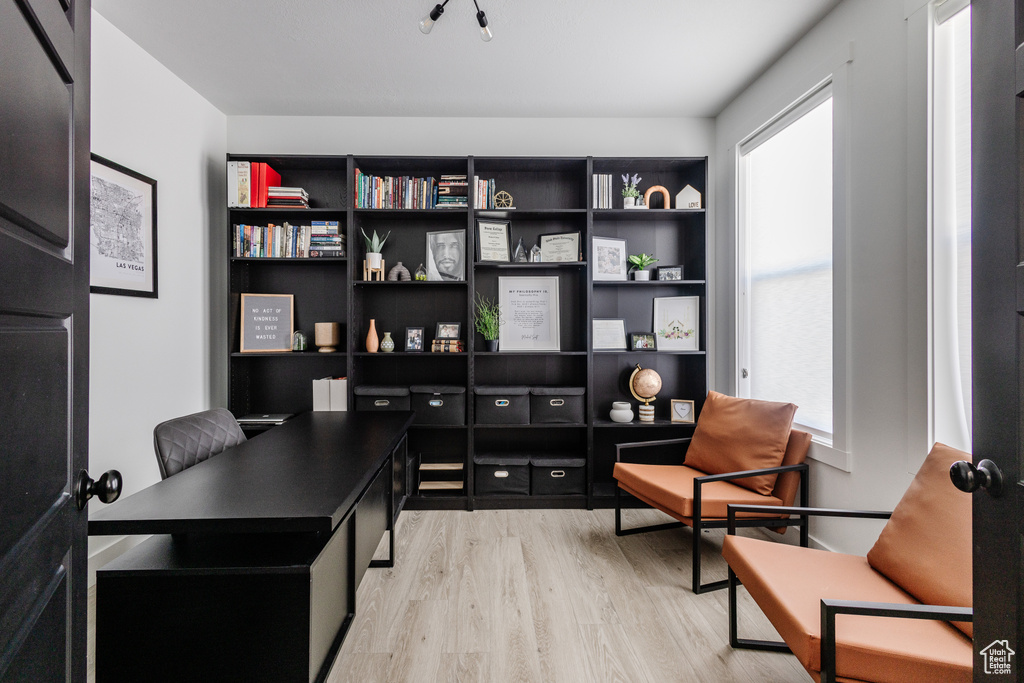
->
left=494, top=190, right=514, bottom=208
left=676, top=184, right=702, bottom=209
left=643, top=185, right=671, bottom=210
left=387, top=262, right=411, bottom=281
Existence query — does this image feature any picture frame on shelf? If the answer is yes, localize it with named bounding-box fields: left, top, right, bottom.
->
left=89, top=154, right=158, bottom=298
left=239, top=293, right=294, bottom=353
left=435, top=322, right=461, bottom=339
left=426, top=229, right=466, bottom=281
left=475, top=219, right=511, bottom=263
left=538, top=231, right=581, bottom=262
left=593, top=236, right=627, bottom=281
left=630, top=333, right=656, bottom=351
left=405, top=327, right=424, bottom=352
left=498, top=276, right=560, bottom=351
left=657, top=265, right=683, bottom=281
left=653, top=296, right=699, bottom=351
left=670, top=399, right=696, bottom=423
left=593, top=318, right=628, bottom=351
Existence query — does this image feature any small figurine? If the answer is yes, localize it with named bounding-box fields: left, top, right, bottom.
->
left=529, top=243, right=542, bottom=263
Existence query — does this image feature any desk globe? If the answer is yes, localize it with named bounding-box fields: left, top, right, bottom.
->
left=629, top=364, right=662, bottom=422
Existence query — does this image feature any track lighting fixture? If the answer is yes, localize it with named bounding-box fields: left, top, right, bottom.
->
left=419, top=0, right=493, bottom=41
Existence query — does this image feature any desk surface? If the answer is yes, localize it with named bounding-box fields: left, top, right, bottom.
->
left=89, top=411, right=414, bottom=536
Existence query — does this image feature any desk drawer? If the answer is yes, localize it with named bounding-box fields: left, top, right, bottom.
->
left=354, top=461, right=390, bottom=590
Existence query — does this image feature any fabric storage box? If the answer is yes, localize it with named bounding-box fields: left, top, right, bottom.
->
left=530, top=456, right=586, bottom=495
left=353, top=386, right=411, bottom=411
left=530, top=387, right=585, bottom=424
left=474, top=454, right=530, bottom=496
left=409, top=385, right=466, bottom=425
left=474, top=386, right=530, bottom=424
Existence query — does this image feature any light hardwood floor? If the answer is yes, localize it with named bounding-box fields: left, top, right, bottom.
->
left=88, top=508, right=808, bottom=683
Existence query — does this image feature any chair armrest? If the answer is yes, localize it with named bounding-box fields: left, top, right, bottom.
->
left=615, top=437, right=691, bottom=463
left=695, top=462, right=808, bottom=485
left=819, top=599, right=972, bottom=683
left=726, top=504, right=891, bottom=534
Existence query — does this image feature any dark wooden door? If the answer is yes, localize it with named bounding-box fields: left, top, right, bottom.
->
left=971, top=0, right=1023, bottom=679
left=0, top=0, right=93, bottom=680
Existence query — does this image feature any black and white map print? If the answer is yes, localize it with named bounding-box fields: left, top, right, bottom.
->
left=89, top=158, right=154, bottom=293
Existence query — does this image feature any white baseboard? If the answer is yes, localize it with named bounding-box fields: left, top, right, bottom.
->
left=88, top=535, right=150, bottom=587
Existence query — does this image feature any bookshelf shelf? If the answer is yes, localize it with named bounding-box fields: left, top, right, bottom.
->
left=473, top=262, right=587, bottom=270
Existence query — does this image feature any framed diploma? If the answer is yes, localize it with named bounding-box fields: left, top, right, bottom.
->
left=498, top=276, right=561, bottom=351
left=538, top=231, right=581, bottom=262
left=475, top=219, right=512, bottom=262
left=593, top=319, right=627, bottom=350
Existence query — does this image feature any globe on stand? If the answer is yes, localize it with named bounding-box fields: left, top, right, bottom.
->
left=629, top=364, right=662, bottom=423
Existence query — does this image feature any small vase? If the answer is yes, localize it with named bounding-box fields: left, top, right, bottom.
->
left=387, top=262, right=410, bottom=281
left=381, top=332, right=395, bottom=352
left=609, top=401, right=634, bottom=423
left=633, top=270, right=651, bottom=281
left=623, top=196, right=636, bottom=208
left=366, top=319, right=379, bottom=353
left=314, top=322, right=340, bottom=353
left=485, top=339, right=499, bottom=352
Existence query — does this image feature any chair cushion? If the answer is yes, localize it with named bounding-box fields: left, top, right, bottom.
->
left=153, top=408, right=247, bottom=479
left=684, top=391, right=797, bottom=496
left=866, top=443, right=973, bottom=637
left=613, top=462, right=784, bottom=519
left=723, top=535, right=971, bottom=683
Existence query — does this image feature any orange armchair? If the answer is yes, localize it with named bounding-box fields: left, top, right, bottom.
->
left=612, top=391, right=811, bottom=593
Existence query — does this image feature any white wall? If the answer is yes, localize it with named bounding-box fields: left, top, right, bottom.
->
left=714, top=0, right=921, bottom=554
left=88, top=11, right=227, bottom=570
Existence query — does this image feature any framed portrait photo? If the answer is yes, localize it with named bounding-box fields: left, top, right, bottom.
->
left=89, top=154, right=158, bottom=297
left=436, top=322, right=461, bottom=339
left=592, top=318, right=627, bottom=351
left=405, top=326, right=424, bottom=352
left=657, top=265, right=683, bottom=281
left=476, top=219, right=511, bottom=262
left=653, top=296, right=700, bottom=351
left=426, top=229, right=466, bottom=281
left=593, top=236, right=627, bottom=281
left=538, top=231, right=581, bottom=262
left=670, top=399, right=696, bottom=424
left=630, top=333, right=656, bottom=351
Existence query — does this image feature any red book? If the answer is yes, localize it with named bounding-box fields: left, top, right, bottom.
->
left=251, top=163, right=282, bottom=208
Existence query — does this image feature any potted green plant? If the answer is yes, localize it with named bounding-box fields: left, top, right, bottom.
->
left=474, top=292, right=503, bottom=352
left=360, top=228, right=391, bottom=271
left=621, top=173, right=642, bottom=208
left=628, top=253, right=658, bottom=280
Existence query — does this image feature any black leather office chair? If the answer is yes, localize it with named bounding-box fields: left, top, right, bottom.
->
left=153, top=408, right=247, bottom=479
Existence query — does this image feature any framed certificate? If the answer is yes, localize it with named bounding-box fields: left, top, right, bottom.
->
left=538, top=231, right=581, bottom=262
left=476, top=219, right=512, bottom=262
left=498, top=276, right=561, bottom=351
left=593, top=319, right=627, bottom=350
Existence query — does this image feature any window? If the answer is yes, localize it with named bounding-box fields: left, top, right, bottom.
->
left=738, top=84, right=834, bottom=441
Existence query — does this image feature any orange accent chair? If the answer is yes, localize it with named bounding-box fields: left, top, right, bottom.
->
left=723, top=443, right=973, bottom=683
left=612, top=391, right=811, bottom=593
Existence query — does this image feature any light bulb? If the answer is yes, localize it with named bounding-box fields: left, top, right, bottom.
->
left=477, top=10, right=492, bottom=41
left=420, top=4, right=445, bottom=34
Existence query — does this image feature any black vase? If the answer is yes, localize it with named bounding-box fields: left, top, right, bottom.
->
left=485, top=339, right=499, bottom=352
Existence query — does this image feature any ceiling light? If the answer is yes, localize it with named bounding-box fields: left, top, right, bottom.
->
left=419, top=0, right=493, bottom=41
left=474, top=3, right=492, bottom=42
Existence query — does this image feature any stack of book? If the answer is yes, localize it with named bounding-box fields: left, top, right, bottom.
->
left=430, top=339, right=465, bottom=353
left=309, top=220, right=345, bottom=258
left=228, top=161, right=284, bottom=208
left=593, top=173, right=615, bottom=208
left=267, top=186, right=310, bottom=209
left=472, top=176, right=496, bottom=209
left=436, top=175, right=468, bottom=209
left=233, top=220, right=344, bottom=259
left=354, top=168, right=438, bottom=209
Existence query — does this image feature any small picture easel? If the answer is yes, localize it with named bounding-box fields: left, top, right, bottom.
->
left=363, top=259, right=385, bottom=281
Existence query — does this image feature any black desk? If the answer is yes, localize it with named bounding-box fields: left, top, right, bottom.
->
left=90, top=411, right=413, bottom=683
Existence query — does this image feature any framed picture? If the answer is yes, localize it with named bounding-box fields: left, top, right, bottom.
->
left=405, top=326, right=424, bottom=352
left=426, top=229, right=466, bottom=281
left=89, top=154, right=158, bottom=297
left=653, top=296, right=699, bottom=351
left=593, top=319, right=628, bottom=350
left=240, top=293, right=294, bottom=353
left=476, top=219, right=511, bottom=262
left=671, top=399, right=696, bottom=424
left=593, top=236, right=627, bottom=281
left=436, top=322, right=461, bottom=339
left=498, top=276, right=560, bottom=351
left=538, top=231, right=581, bottom=262
left=631, top=333, right=656, bottom=351
left=657, top=266, right=683, bottom=281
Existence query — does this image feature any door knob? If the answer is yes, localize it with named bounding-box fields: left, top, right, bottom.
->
left=75, top=469, right=122, bottom=510
left=950, top=459, right=1003, bottom=497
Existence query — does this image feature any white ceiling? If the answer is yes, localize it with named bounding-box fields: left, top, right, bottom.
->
left=92, top=0, right=841, bottom=119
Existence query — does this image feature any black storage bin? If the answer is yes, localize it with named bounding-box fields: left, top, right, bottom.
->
left=409, top=385, right=466, bottom=425
left=530, top=387, right=585, bottom=424
left=530, top=456, right=586, bottom=495
left=353, top=386, right=411, bottom=411
left=473, top=454, right=530, bottom=496
left=474, top=386, right=530, bottom=424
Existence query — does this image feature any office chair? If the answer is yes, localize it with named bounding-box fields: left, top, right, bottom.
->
left=153, top=408, right=247, bottom=479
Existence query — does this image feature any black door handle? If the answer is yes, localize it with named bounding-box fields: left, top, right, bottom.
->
left=950, top=459, right=1003, bottom=497
left=76, top=469, right=122, bottom=510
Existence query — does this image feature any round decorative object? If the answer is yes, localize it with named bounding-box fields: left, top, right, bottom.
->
left=380, top=332, right=395, bottom=352
left=292, top=330, right=307, bottom=352
left=387, top=262, right=411, bottom=281
left=494, top=190, right=513, bottom=208
left=629, top=364, right=662, bottom=402
left=414, top=263, right=427, bottom=281
left=609, top=401, right=634, bottom=423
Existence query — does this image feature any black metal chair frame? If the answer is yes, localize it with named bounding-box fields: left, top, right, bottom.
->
left=614, top=437, right=809, bottom=593
left=725, top=504, right=973, bottom=683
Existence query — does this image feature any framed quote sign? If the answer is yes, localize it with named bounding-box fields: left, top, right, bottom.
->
left=498, top=276, right=560, bottom=351
left=240, top=293, right=294, bottom=352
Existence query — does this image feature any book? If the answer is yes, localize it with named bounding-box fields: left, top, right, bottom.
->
left=252, top=163, right=282, bottom=208
left=228, top=161, right=251, bottom=208
left=313, top=377, right=348, bottom=411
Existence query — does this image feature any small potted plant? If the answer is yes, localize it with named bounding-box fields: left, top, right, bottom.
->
left=628, top=253, right=658, bottom=280
left=474, top=292, right=503, bottom=352
left=360, top=228, right=391, bottom=270
left=621, top=173, right=642, bottom=208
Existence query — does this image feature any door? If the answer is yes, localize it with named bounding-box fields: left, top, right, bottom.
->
left=0, top=0, right=93, bottom=680
left=971, top=0, right=1023, bottom=679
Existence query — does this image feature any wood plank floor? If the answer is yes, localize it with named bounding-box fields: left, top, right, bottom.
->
left=88, top=508, right=809, bottom=682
